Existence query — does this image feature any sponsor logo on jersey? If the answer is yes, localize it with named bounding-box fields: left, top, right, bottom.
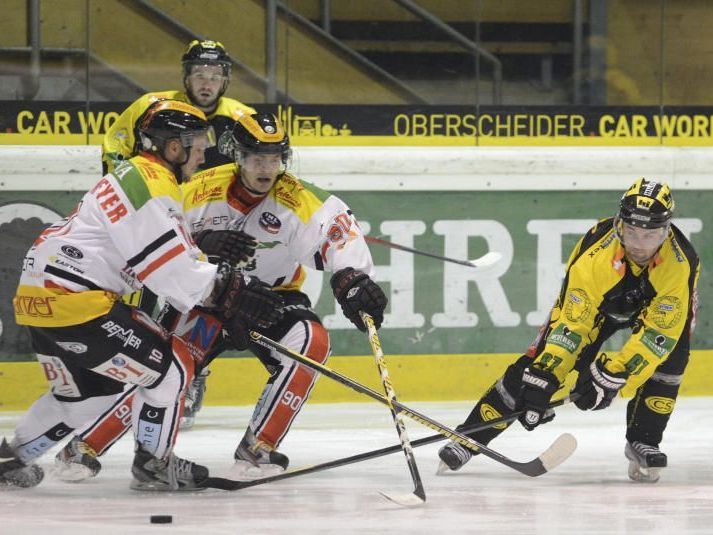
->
left=92, top=353, right=161, bottom=387
left=101, top=321, right=143, bottom=349
left=191, top=184, right=224, bottom=205
left=14, top=294, right=56, bottom=318
left=548, top=324, right=582, bottom=353
left=259, top=211, right=282, bottom=234
left=640, top=328, right=676, bottom=358
left=479, top=404, right=508, bottom=429
left=49, top=256, right=85, bottom=274
left=644, top=396, right=675, bottom=414
left=91, top=177, right=128, bottom=223
left=274, top=189, right=300, bottom=210
left=60, top=245, right=83, bottom=259
left=651, top=296, right=682, bottom=329
left=669, top=236, right=685, bottom=263
left=588, top=231, right=616, bottom=257
left=564, top=288, right=591, bottom=322
left=55, top=341, right=88, bottom=354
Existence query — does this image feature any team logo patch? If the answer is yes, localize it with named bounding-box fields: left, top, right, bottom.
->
left=55, top=341, right=88, bottom=354
left=548, top=324, right=582, bottom=354
left=217, top=129, right=234, bottom=157
left=651, top=296, right=682, bottom=329
left=60, top=245, right=83, bottom=259
left=479, top=404, right=507, bottom=430
left=640, top=328, right=676, bottom=358
left=259, top=212, right=282, bottom=234
left=564, top=288, right=591, bottom=323
left=644, top=396, right=675, bottom=414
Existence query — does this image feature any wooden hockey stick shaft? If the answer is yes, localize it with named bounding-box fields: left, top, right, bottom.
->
left=200, top=396, right=575, bottom=491
left=361, top=312, right=425, bottom=504
left=246, top=332, right=574, bottom=477
left=364, top=235, right=500, bottom=269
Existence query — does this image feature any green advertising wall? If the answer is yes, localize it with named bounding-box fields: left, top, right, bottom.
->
left=1, top=189, right=710, bottom=361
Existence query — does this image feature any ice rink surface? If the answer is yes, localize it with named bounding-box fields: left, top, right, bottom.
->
left=1, top=397, right=712, bottom=535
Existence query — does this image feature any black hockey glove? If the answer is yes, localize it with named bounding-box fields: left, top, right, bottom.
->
left=224, top=317, right=251, bottom=351
left=330, top=268, right=388, bottom=332
left=517, top=365, right=560, bottom=431
left=207, top=268, right=284, bottom=329
left=573, top=354, right=628, bottom=411
left=194, top=229, right=257, bottom=266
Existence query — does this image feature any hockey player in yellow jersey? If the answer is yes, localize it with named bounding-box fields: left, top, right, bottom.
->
left=52, top=112, right=387, bottom=481
left=102, top=39, right=255, bottom=174
left=438, top=178, right=699, bottom=483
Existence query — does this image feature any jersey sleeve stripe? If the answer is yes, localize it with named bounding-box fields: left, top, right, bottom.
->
left=127, top=230, right=178, bottom=267
left=137, top=244, right=186, bottom=281
left=44, top=265, right=102, bottom=291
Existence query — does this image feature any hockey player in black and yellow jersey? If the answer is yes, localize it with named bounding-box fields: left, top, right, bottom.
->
left=438, top=178, right=699, bottom=483
left=102, top=39, right=255, bottom=174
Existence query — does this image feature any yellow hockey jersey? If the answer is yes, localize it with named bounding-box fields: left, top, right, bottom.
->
left=530, top=218, right=699, bottom=391
left=102, top=91, right=255, bottom=173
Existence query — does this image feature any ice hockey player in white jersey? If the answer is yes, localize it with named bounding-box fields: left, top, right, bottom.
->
left=0, top=100, right=284, bottom=490
left=52, top=112, right=388, bottom=481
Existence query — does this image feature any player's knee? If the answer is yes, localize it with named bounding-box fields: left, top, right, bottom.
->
left=304, top=321, right=330, bottom=365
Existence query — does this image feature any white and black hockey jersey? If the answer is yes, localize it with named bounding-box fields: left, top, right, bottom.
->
left=14, top=154, right=217, bottom=327
left=181, top=164, right=374, bottom=290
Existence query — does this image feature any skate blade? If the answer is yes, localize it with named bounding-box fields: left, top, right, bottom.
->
left=435, top=460, right=453, bottom=476
left=129, top=478, right=207, bottom=492
left=52, top=462, right=95, bottom=483
left=229, top=460, right=285, bottom=481
left=628, top=462, right=661, bottom=483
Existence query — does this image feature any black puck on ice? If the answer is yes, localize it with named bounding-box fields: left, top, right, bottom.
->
left=150, top=515, right=173, bottom=524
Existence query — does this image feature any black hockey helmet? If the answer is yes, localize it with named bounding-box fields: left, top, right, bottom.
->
left=228, top=112, right=291, bottom=164
left=182, top=39, right=232, bottom=78
left=617, top=177, right=674, bottom=229
left=138, top=99, right=216, bottom=180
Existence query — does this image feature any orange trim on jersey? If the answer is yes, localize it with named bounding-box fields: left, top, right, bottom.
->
left=137, top=244, right=186, bottom=281
left=82, top=393, right=135, bottom=455
left=612, top=246, right=626, bottom=277
left=258, top=322, right=330, bottom=447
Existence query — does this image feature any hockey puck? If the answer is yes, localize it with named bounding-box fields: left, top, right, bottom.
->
left=150, top=515, right=173, bottom=524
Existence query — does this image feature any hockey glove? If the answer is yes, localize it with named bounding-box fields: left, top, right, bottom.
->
left=573, top=354, right=628, bottom=411
left=330, top=268, right=388, bottom=332
left=224, top=317, right=251, bottom=351
left=207, top=268, right=284, bottom=329
left=194, top=229, right=257, bottom=267
left=517, top=365, right=560, bottom=431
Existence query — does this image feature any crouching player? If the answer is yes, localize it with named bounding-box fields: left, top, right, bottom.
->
left=438, top=178, right=699, bottom=483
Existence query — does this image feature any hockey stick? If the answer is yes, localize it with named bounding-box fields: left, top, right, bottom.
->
left=361, top=312, right=425, bottom=506
left=199, top=396, right=576, bottom=492
left=243, top=333, right=574, bottom=476
left=365, top=236, right=502, bottom=269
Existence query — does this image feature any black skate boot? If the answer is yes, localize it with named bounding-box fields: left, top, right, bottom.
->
left=0, top=438, right=44, bottom=488
left=130, top=446, right=209, bottom=491
left=437, top=441, right=474, bottom=474
left=54, top=436, right=102, bottom=482
left=231, top=428, right=289, bottom=480
left=625, top=441, right=667, bottom=483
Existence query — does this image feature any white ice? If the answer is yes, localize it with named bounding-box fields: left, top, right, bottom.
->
left=1, top=397, right=712, bottom=535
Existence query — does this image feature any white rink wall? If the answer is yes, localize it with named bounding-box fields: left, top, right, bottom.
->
left=1, top=145, right=712, bottom=191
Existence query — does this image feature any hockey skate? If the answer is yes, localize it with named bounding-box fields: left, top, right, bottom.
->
left=436, top=440, right=473, bottom=475
left=180, top=369, right=210, bottom=430
left=230, top=428, right=289, bottom=480
left=0, top=438, right=44, bottom=488
left=53, top=436, right=102, bottom=482
left=625, top=441, right=667, bottom=483
left=130, top=446, right=209, bottom=491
